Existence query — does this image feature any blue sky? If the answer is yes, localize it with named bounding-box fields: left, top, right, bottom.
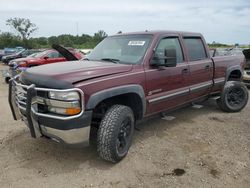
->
left=0, top=0, right=249, bottom=44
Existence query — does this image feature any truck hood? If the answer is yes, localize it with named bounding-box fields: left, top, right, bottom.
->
left=20, top=60, right=133, bottom=88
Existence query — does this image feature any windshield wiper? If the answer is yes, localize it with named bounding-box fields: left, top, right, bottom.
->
left=100, top=58, right=120, bottom=64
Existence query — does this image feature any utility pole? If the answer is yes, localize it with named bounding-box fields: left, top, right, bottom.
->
left=76, top=22, right=79, bottom=36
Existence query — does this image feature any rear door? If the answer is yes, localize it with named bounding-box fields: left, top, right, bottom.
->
left=182, top=37, right=213, bottom=100
left=146, top=36, right=190, bottom=115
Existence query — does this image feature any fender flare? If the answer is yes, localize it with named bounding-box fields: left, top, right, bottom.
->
left=86, top=84, right=146, bottom=116
left=226, top=65, right=243, bottom=81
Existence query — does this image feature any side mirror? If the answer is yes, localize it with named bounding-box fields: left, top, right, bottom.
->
left=151, top=48, right=177, bottom=67
left=43, top=56, right=49, bottom=60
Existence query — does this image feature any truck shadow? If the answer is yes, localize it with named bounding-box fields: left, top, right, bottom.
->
left=2, top=99, right=232, bottom=174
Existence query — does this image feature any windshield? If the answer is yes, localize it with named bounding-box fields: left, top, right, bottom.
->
left=87, top=34, right=152, bottom=64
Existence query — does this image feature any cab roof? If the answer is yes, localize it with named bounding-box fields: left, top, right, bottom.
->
left=113, top=30, right=203, bottom=37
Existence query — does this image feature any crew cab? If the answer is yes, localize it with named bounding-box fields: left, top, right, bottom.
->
left=9, top=31, right=249, bottom=163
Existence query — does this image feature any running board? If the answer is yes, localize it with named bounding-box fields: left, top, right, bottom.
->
left=210, top=96, right=221, bottom=100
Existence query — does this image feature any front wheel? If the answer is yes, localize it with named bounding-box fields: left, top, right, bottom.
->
left=217, top=81, right=249, bottom=112
left=97, top=105, right=134, bottom=163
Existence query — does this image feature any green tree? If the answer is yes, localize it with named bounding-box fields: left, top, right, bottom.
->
left=6, top=17, right=38, bottom=48
left=93, top=30, right=108, bottom=46
left=0, top=32, right=22, bottom=48
left=48, top=36, right=59, bottom=45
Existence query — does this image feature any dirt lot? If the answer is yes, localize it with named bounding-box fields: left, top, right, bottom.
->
left=0, top=63, right=249, bottom=188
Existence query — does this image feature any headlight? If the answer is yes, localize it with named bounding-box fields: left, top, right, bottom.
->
left=47, top=91, right=82, bottom=116
left=48, top=91, right=80, bottom=101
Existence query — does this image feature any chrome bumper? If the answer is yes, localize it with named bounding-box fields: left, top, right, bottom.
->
left=8, top=78, right=91, bottom=146
left=40, top=126, right=90, bottom=145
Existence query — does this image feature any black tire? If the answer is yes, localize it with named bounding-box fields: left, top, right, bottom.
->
left=217, top=81, right=248, bottom=112
left=97, top=105, right=134, bottom=163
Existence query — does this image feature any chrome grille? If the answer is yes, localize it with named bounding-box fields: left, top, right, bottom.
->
left=11, top=78, right=84, bottom=120
left=13, top=82, right=28, bottom=111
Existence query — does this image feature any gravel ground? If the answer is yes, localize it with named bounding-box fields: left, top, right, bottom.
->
left=0, top=63, right=249, bottom=188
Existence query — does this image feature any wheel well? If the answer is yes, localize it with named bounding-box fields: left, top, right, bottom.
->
left=90, top=93, right=143, bottom=129
left=228, top=70, right=242, bottom=81
left=95, top=93, right=143, bottom=120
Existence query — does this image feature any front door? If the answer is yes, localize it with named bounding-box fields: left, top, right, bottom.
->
left=145, top=36, right=190, bottom=115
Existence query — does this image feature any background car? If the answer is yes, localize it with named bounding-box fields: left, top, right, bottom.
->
left=0, top=50, right=4, bottom=61
left=1, top=49, right=42, bottom=64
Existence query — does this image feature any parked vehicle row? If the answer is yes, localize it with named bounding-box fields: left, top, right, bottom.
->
left=0, top=47, right=25, bottom=60
left=8, top=30, right=249, bottom=163
left=1, top=49, right=43, bottom=64
left=3, top=45, right=84, bottom=83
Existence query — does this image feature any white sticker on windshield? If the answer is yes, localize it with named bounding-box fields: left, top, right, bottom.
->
left=128, top=41, right=145, bottom=46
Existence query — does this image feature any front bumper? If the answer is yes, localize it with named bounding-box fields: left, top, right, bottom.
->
left=8, top=78, right=92, bottom=146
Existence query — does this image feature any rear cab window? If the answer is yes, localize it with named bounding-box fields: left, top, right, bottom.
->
left=183, top=37, right=207, bottom=61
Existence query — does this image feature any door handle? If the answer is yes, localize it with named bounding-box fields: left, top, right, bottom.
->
left=182, top=68, right=189, bottom=74
left=204, top=65, right=210, bottom=70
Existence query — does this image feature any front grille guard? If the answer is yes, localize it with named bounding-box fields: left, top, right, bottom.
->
left=8, top=76, right=85, bottom=137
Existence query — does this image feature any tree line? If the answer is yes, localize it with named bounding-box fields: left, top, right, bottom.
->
left=1, top=17, right=248, bottom=50
left=0, top=17, right=107, bottom=49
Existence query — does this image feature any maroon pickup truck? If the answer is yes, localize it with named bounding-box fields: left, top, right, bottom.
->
left=9, top=31, right=248, bottom=163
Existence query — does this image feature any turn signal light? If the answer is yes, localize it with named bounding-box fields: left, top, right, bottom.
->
left=65, top=108, right=81, bottom=115
left=48, top=107, right=81, bottom=115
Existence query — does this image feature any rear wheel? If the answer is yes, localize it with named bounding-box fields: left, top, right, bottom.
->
left=97, top=105, right=134, bottom=163
left=217, top=81, right=248, bottom=112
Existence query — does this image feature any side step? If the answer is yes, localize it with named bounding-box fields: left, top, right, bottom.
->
left=210, top=96, right=220, bottom=100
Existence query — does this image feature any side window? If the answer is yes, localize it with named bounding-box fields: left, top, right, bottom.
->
left=47, top=52, right=60, bottom=58
left=183, top=38, right=207, bottom=61
left=155, top=37, right=183, bottom=64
